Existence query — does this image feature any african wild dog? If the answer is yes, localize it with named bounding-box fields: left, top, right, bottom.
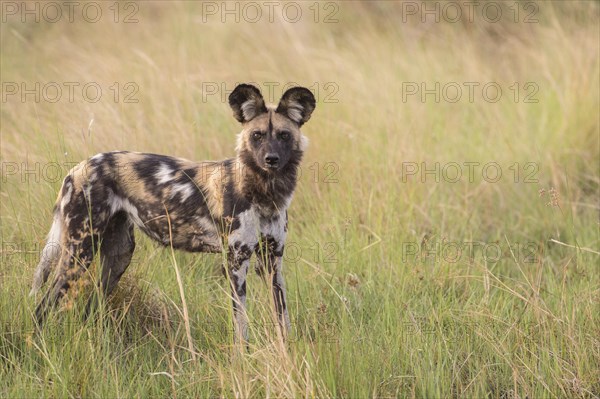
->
left=30, top=84, right=316, bottom=341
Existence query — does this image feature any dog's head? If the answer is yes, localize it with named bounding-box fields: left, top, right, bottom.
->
left=229, top=84, right=315, bottom=174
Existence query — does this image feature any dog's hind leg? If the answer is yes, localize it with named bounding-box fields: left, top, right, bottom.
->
left=84, top=211, right=135, bottom=316
left=99, top=211, right=135, bottom=297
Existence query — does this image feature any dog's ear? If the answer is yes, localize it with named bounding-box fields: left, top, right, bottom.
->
left=228, top=84, right=268, bottom=123
left=276, top=87, right=316, bottom=127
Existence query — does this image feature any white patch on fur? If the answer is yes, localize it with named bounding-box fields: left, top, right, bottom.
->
left=30, top=214, right=63, bottom=296
left=285, top=100, right=304, bottom=124
left=107, top=190, right=144, bottom=228
left=107, top=191, right=166, bottom=242
left=121, top=201, right=143, bottom=227
left=60, top=182, right=73, bottom=212
left=241, top=99, right=258, bottom=121
left=228, top=208, right=259, bottom=249
left=170, top=183, right=194, bottom=202
left=83, top=184, right=92, bottom=201
left=299, top=134, right=309, bottom=151
left=235, top=131, right=245, bottom=152
left=90, top=153, right=104, bottom=162
left=259, top=209, right=287, bottom=252
left=155, top=163, right=173, bottom=185
left=194, top=216, right=218, bottom=235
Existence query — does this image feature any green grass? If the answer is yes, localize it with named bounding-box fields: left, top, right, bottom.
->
left=1, top=2, right=599, bottom=397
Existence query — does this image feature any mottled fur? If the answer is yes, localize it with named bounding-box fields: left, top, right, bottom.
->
left=31, top=84, right=316, bottom=341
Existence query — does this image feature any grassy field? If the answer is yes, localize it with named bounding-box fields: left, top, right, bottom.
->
left=1, top=1, right=599, bottom=397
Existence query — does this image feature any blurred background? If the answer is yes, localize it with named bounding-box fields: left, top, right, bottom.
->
left=1, top=1, right=599, bottom=397
left=2, top=2, right=598, bottom=234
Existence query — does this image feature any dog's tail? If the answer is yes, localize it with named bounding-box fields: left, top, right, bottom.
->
left=31, top=161, right=87, bottom=296
left=30, top=208, right=63, bottom=296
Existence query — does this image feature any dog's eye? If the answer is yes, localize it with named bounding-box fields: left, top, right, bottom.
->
left=278, top=131, right=290, bottom=141
left=252, top=131, right=263, bottom=141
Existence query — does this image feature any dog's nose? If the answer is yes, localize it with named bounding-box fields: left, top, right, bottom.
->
left=265, top=153, right=280, bottom=167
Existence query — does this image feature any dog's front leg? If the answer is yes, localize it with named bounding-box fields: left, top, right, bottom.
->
left=227, top=246, right=251, bottom=343
left=271, top=256, right=291, bottom=336
left=256, top=239, right=291, bottom=338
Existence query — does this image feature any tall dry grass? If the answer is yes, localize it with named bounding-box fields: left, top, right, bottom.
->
left=1, top=1, right=599, bottom=397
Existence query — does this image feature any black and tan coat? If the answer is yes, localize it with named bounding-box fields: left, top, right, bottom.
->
left=31, top=84, right=316, bottom=341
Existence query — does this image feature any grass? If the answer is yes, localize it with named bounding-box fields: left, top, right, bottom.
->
left=1, top=1, right=599, bottom=397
